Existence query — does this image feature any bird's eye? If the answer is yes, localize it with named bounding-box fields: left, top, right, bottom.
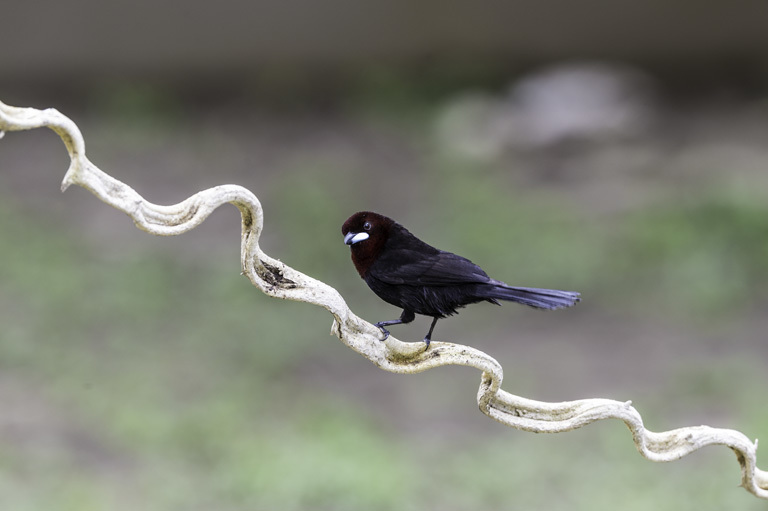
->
left=363, top=221, right=372, bottom=231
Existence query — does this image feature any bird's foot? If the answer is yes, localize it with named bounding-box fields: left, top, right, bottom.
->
left=374, top=323, right=391, bottom=342
left=423, top=337, right=431, bottom=348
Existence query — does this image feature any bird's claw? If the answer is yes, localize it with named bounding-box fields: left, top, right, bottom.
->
left=374, top=324, right=391, bottom=342
left=423, top=338, right=431, bottom=348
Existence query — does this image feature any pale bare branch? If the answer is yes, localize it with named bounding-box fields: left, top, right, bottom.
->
left=2, top=99, right=766, bottom=499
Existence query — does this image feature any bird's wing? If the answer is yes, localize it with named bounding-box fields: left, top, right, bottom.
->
left=372, top=248, right=491, bottom=286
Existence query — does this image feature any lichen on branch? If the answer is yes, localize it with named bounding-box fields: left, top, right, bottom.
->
left=1, top=99, right=766, bottom=499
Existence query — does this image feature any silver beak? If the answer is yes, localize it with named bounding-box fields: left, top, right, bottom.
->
left=344, top=232, right=369, bottom=245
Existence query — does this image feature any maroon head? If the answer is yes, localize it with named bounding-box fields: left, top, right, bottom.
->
left=341, top=211, right=394, bottom=278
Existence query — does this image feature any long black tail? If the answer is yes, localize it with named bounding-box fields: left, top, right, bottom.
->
left=484, top=282, right=580, bottom=310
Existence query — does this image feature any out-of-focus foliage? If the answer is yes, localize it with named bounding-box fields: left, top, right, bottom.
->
left=1, top=68, right=768, bottom=509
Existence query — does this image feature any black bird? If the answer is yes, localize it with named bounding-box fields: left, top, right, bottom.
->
left=342, top=211, right=580, bottom=346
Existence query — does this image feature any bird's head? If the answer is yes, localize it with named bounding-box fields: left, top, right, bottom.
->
left=341, top=211, right=393, bottom=277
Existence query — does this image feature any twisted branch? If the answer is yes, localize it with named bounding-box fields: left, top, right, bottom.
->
left=2, top=100, right=766, bottom=499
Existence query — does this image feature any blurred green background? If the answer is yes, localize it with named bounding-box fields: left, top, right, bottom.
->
left=2, top=2, right=768, bottom=509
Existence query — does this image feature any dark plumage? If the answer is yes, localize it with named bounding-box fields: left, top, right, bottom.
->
left=341, top=211, right=580, bottom=346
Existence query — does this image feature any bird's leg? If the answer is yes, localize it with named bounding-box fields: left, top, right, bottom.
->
left=374, top=310, right=415, bottom=341
left=423, top=317, right=440, bottom=347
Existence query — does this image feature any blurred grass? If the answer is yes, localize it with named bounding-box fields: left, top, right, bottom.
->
left=617, top=194, right=768, bottom=317
left=0, top=204, right=417, bottom=511
left=2, top=89, right=768, bottom=509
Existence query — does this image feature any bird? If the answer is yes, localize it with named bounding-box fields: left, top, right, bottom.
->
left=342, top=211, right=580, bottom=347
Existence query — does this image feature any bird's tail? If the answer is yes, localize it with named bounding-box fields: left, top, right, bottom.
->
left=484, top=282, right=580, bottom=310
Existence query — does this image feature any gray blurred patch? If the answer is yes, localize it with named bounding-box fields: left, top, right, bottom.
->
left=435, top=62, right=657, bottom=159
